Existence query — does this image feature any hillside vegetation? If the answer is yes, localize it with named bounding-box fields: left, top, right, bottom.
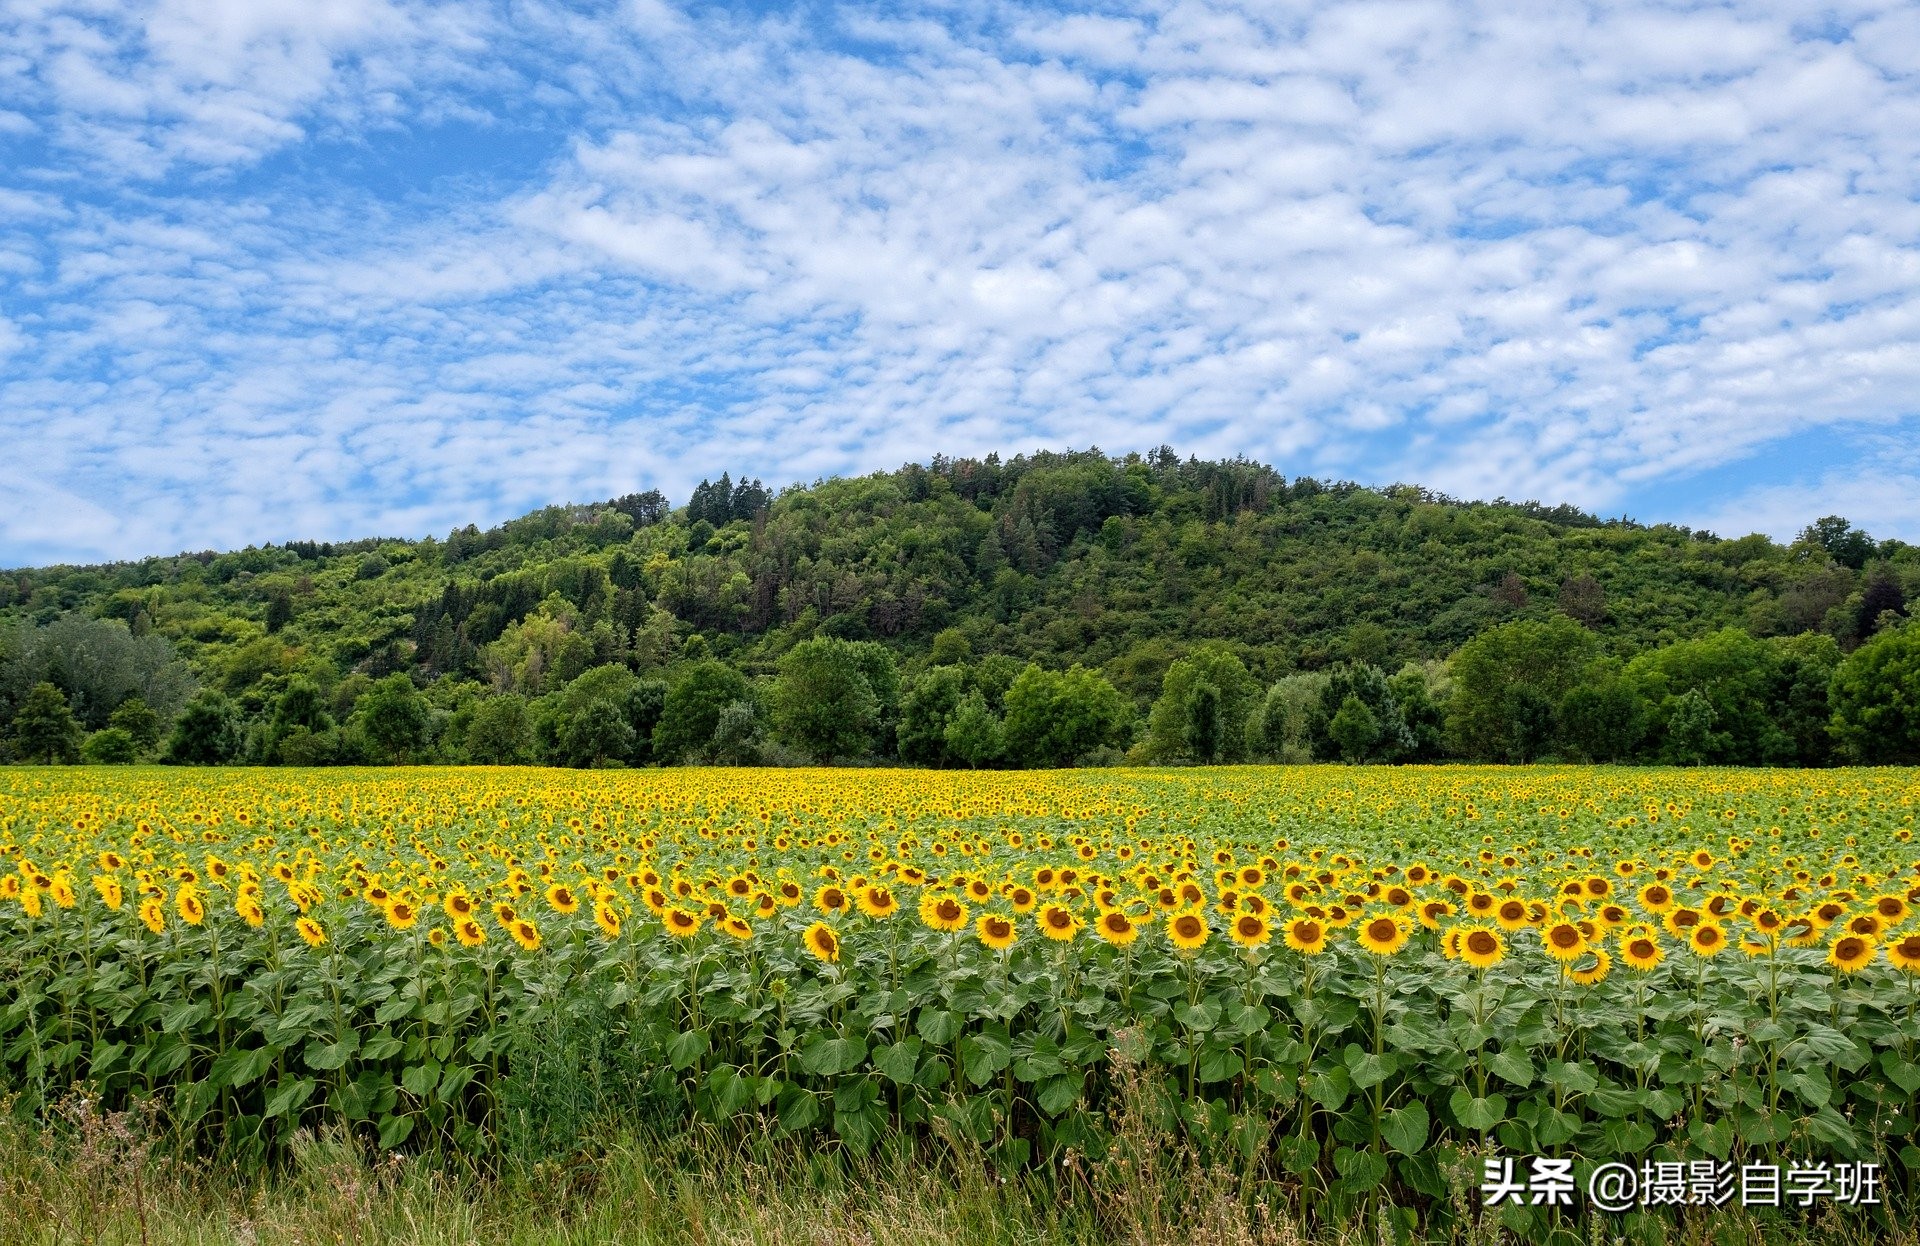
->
left=2, top=448, right=1916, bottom=767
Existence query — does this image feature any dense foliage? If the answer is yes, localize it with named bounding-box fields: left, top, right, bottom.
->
left=2, top=449, right=1916, bottom=768
left=3, top=766, right=1917, bottom=1238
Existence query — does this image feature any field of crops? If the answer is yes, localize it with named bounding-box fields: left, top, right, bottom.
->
left=3, top=765, right=1918, bottom=1233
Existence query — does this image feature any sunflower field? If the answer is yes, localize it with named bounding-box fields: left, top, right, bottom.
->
left=3, top=764, right=1918, bottom=1229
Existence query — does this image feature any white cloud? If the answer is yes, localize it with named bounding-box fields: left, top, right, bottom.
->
left=1697, top=470, right=1920, bottom=543
left=3, top=0, right=1920, bottom=565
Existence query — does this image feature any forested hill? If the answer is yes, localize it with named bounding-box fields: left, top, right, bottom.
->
left=2, top=448, right=1915, bottom=768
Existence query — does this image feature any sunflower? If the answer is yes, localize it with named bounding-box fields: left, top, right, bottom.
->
left=443, top=891, right=475, bottom=920
left=237, top=897, right=266, bottom=927
left=456, top=917, right=486, bottom=947
left=545, top=884, right=580, bottom=915
left=1039, top=904, right=1083, bottom=942
left=1638, top=882, right=1674, bottom=913
left=296, top=917, right=327, bottom=947
left=385, top=900, right=420, bottom=930
left=721, top=916, right=753, bottom=940
left=803, top=921, right=841, bottom=963
left=176, top=888, right=206, bottom=926
left=1873, top=894, right=1911, bottom=923
left=1168, top=911, right=1209, bottom=951
left=1008, top=885, right=1039, bottom=913
left=814, top=885, right=849, bottom=915
left=1229, top=913, right=1271, bottom=949
left=919, top=893, right=970, bottom=932
left=511, top=920, right=542, bottom=952
left=857, top=885, right=899, bottom=919
left=1565, top=949, right=1611, bottom=986
left=139, top=897, right=167, bottom=934
left=1886, top=934, right=1920, bottom=975
left=662, top=906, right=703, bottom=938
left=1284, top=918, right=1328, bottom=955
left=1460, top=926, right=1505, bottom=969
left=1357, top=914, right=1409, bottom=956
left=1687, top=923, right=1728, bottom=957
left=1782, top=917, right=1824, bottom=948
left=92, top=875, right=124, bottom=910
left=594, top=903, right=622, bottom=939
left=1493, top=898, right=1530, bottom=931
left=1662, top=908, right=1703, bottom=939
left=1541, top=921, right=1586, bottom=962
left=1828, top=934, right=1875, bottom=974
left=977, top=913, right=1017, bottom=950
left=1094, top=910, right=1139, bottom=946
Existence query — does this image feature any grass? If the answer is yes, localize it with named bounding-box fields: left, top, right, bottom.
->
left=1, top=1089, right=1909, bottom=1246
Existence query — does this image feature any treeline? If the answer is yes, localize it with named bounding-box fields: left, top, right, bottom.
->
left=2, top=448, right=1917, bottom=767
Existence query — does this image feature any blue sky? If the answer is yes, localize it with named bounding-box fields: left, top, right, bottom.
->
left=3, top=0, right=1920, bottom=566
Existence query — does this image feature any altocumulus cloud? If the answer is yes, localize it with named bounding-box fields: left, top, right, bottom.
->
left=2, top=0, right=1919, bottom=564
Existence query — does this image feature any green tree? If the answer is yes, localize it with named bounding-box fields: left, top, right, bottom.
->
left=82, top=727, right=138, bottom=764
left=544, top=665, right=662, bottom=767
left=1143, top=645, right=1256, bottom=763
left=898, top=665, right=970, bottom=766
left=944, top=691, right=1005, bottom=768
left=1770, top=633, right=1840, bottom=765
left=772, top=637, right=881, bottom=762
left=1623, top=629, right=1789, bottom=765
left=653, top=660, right=750, bottom=763
left=1002, top=664, right=1131, bottom=767
left=466, top=695, right=533, bottom=765
left=1309, top=664, right=1413, bottom=763
left=1328, top=694, right=1381, bottom=763
left=928, top=627, right=972, bottom=666
left=1829, top=623, right=1920, bottom=763
left=1557, top=676, right=1646, bottom=762
left=1664, top=688, right=1717, bottom=766
left=268, top=678, right=335, bottom=761
left=165, top=692, right=243, bottom=765
left=1502, top=685, right=1559, bottom=763
left=1387, top=664, right=1448, bottom=761
left=265, top=586, right=294, bottom=634
left=13, top=682, right=82, bottom=763
left=1446, top=617, right=1600, bottom=761
left=1252, top=672, right=1329, bottom=763
left=222, top=636, right=295, bottom=695
left=1799, top=516, right=1875, bottom=570
left=107, top=696, right=162, bottom=753
left=710, top=700, right=768, bottom=766
left=1, top=615, right=192, bottom=727
left=558, top=698, right=635, bottom=768
left=353, top=673, right=431, bottom=764
left=276, top=726, right=338, bottom=766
